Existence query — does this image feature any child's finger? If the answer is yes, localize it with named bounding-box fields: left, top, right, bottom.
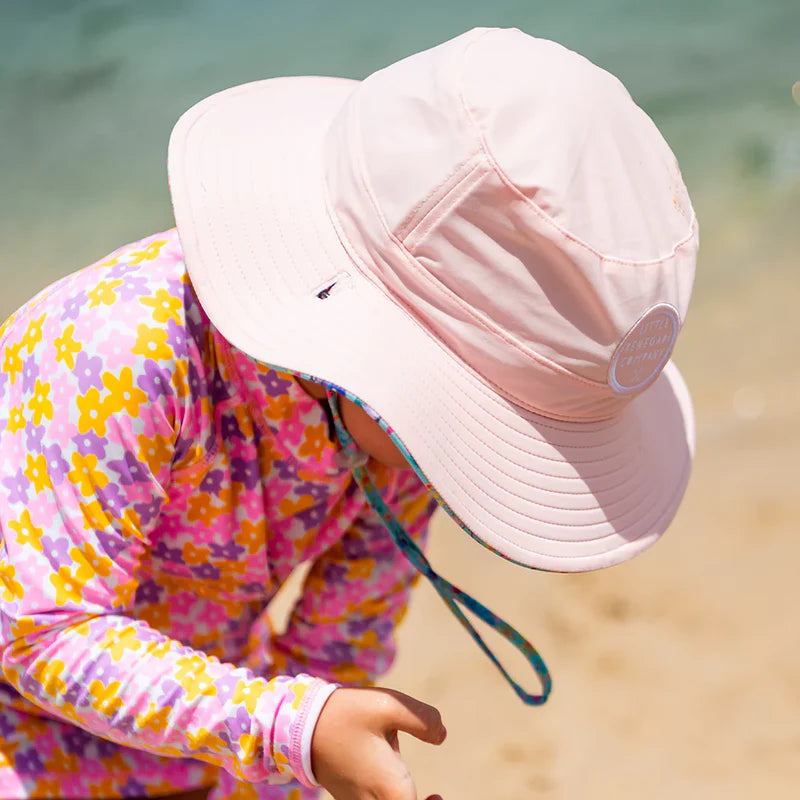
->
left=377, top=688, right=446, bottom=745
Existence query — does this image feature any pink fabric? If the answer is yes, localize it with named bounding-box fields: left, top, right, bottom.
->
left=0, top=230, right=438, bottom=798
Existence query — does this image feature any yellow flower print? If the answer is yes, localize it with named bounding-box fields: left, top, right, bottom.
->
left=6, top=403, right=26, bottom=434
left=186, top=728, right=227, bottom=754
left=50, top=565, right=87, bottom=605
left=8, top=510, right=44, bottom=552
left=129, top=239, right=167, bottom=264
left=27, top=379, right=53, bottom=426
left=23, top=453, right=52, bottom=494
left=238, top=733, right=258, bottom=766
left=67, top=452, right=109, bottom=496
left=2, top=341, right=23, bottom=385
left=140, top=288, right=182, bottom=324
left=297, top=423, right=328, bottom=462
left=186, top=494, right=222, bottom=527
left=0, top=311, right=17, bottom=342
left=132, top=323, right=173, bottom=361
left=71, top=541, right=113, bottom=582
left=181, top=541, right=210, bottom=566
left=31, top=658, right=67, bottom=698
left=175, top=656, right=217, bottom=702
left=101, top=367, right=146, bottom=416
left=137, top=432, right=173, bottom=476
left=76, top=387, right=113, bottom=436
left=21, top=314, right=46, bottom=355
left=112, top=577, right=137, bottom=609
left=79, top=500, right=113, bottom=532
left=135, top=702, right=171, bottom=734
left=289, top=682, right=308, bottom=711
left=44, top=749, right=79, bottom=774
left=232, top=679, right=266, bottom=715
left=278, top=494, right=314, bottom=517
left=53, top=324, right=82, bottom=369
left=346, top=559, right=373, bottom=580
left=9, top=616, right=44, bottom=640
left=0, top=561, right=24, bottom=602
left=86, top=279, right=124, bottom=308
left=139, top=602, right=170, bottom=631
left=89, top=679, right=124, bottom=717
left=234, top=519, right=265, bottom=555
left=101, top=625, right=141, bottom=661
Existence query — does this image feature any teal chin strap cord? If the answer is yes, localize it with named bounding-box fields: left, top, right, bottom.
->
left=326, top=389, right=552, bottom=706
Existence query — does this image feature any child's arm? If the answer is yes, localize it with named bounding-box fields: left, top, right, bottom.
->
left=268, top=466, right=439, bottom=686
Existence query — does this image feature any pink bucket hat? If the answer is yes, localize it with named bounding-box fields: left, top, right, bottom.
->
left=168, top=27, right=698, bottom=573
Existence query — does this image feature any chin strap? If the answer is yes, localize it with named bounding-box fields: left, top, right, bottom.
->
left=325, top=389, right=551, bottom=706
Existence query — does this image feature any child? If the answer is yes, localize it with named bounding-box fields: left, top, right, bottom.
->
left=0, top=27, right=697, bottom=800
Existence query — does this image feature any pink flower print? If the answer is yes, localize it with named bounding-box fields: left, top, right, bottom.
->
left=168, top=591, right=197, bottom=616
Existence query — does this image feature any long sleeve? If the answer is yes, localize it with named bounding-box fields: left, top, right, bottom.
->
left=269, top=465, right=439, bottom=687
left=0, top=232, right=331, bottom=787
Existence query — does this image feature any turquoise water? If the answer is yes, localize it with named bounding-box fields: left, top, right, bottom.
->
left=1, top=0, right=798, bottom=315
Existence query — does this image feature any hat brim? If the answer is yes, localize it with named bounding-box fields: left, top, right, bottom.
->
left=168, top=76, right=695, bottom=573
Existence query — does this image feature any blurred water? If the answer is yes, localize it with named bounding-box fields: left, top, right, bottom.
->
left=0, top=0, right=798, bottom=314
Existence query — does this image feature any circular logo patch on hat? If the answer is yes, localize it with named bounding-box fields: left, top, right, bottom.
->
left=608, top=304, right=680, bottom=394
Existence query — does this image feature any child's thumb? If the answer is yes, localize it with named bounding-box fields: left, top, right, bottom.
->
left=378, top=688, right=447, bottom=746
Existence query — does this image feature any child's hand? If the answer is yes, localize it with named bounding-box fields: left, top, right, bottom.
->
left=311, top=686, right=446, bottom=800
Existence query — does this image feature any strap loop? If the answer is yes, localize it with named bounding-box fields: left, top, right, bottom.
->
left=326, top=389, right=551, bottom=705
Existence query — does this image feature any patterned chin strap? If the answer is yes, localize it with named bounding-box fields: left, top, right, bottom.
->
left=325, top=389, right=552, bottom=706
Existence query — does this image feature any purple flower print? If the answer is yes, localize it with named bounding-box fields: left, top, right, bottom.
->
left=323, top=641, right=355, bottom=664
left=114, top=713, right=138, bottom=736
left=348, top=616, right=393, bottom=641
left=25, top=424, right=45, bottom=452
left=40, top=535, right=72, bottom=569
left=42, top=443, right=70, bottom=486
left=156, top=678, right=185, bottom=707
left=199, top=469, right=223, bottom=494
left=61, top=292, right=87, bottom=321
left=137, top=358, right=171, bottom=402
left=296, top=502, right=326, bottom=529
left=108, top=451, right=149, bottom=485
left=192, top=562, right=220, bottom=580
left=72, top=430, right=107, bottom=459
left=231, top=456, right=260, bottom=490
left=151, top=540, right=183, bottom=564
left=209, top=540, right=245, bottom=560
left=187, top=360, right=206, bottom=398
left=117, top=274, right=150, bottom=301
left=96, top=528, right=127, bottom=559
left=210, top=373, right=235, bottom=408
left=62, top=679, right=90, bottom=708
left=220, top=412, right=244, bottom=441
left=258, top=369, right=293, bottom=397
left=305, top=481, right=331, bottom=501
left=342, top=535, right=370, bottom=561
left=121, top=777, right=148, bottom=798
left=322, top=562, right=348, bottom=585
left=14, top=747, right=44, bottom=774
left=225, top=705, right=251, bottom=740
left=96, top=737, right=118, bottom=758
left=62, top=726, right=94, bottom=756
left=274, top=458, right=300, bottom=482
left=21, top=357, right=39, bottom=394
left=0, top=369, right=8, bottom=399
left=1, top=469, right=28, bottom=505
left=0, top=714, right=14, bottom=738
left=133, top=496, right=163, bottom=527
left=107, top=260, right=138, bottom=280
left=96, top=482, right=125, bottom=516
left=212, top=673, right=241, bottom=705
left=165, top=317, right=186, bottom=354
left=74, top=350, right=103, bottom=393
left=83, top=651, right=120, bottom=686
left=134, top=579, right=163, bottom=605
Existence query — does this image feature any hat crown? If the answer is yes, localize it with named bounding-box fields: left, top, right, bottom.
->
left=325, top=27, right=698, bottom=420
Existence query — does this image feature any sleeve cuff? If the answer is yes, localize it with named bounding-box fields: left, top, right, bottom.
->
left=271, top=675, right=339, bottom=788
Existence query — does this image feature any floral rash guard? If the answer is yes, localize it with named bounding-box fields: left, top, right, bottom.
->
left=0, top=229, right=438, bottom=800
